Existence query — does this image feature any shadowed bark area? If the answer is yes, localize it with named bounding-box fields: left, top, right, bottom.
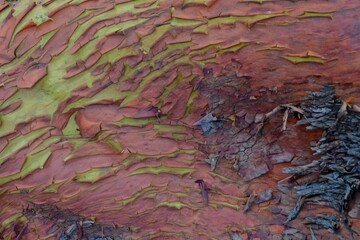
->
left=0, top=0, right=360, bottom=239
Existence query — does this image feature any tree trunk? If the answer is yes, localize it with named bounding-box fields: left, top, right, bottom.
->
left=0, top=0, right=360, bottom=239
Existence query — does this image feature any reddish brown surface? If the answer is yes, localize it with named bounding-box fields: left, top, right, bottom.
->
left=1, top=0, right=360, bottom=239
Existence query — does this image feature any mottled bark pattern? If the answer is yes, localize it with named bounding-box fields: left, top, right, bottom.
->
left=0, top=0, right=360, bottom=239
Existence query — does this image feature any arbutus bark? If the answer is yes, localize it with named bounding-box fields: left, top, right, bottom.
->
left=1, top=1, right=360, bottom=239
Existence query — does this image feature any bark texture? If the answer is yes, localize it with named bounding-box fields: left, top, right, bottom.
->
left=0, top=0, right=360, bottom=239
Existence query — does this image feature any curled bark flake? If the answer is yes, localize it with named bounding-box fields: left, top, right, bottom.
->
left=282, top=108, right=289, bottom=131
left=194, top=113, right=223, bottom=134
left=285, top=197, right=305, bottom=224
left=228, top=231, right=243, bottom=240
left=309, top=227, right=318, bottom=240
left=243, top=192, right=255, bottom=213
left=195, top=179, right=211, bottom=204
left=14, top=223, right=27, bottom=240
left=204, top=155, right=219, bottom=171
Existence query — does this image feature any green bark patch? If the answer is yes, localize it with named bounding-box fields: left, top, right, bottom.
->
left=282, top=53, right=335, bottom=64
left=128, top=165, right=195, bottom=176
left=74, top=166, right=119, bottom=183
left=299, top=11, right=334, bottom=19
left=0, top=148, right=52, bottom=185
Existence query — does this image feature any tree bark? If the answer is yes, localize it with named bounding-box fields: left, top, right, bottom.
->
left=0, top=0, right=360, bottom=239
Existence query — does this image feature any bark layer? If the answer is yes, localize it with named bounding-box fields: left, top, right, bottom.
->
left=0, top=0, right=360, bottom=239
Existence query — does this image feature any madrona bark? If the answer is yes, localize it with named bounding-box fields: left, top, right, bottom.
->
left=0, top=0, right=360, bottom=239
